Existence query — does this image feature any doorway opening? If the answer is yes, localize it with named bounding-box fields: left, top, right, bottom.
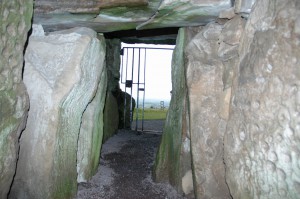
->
left=119, top=43, right=174, bottom=133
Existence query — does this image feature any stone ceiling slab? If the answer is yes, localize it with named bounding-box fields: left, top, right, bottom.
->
left=32, top=0, right=250, bottom=45
left=137, top=0, right=232, bottom=29
left=34, top=0, right=149, bottom=13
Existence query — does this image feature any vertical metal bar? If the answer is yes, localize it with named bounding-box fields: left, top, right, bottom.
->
left=124, top=48, right=129, bottom=129
left=135, top=48, right=141, bottom=132
left=129, top=48, right=135, bottom=129
left=142, top=48, right=146, bottom=132
left=120, top=48, right=124, bottom=83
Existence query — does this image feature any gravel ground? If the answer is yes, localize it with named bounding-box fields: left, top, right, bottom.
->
left=131, top=119, right=165, bottom=133
left=75, top=126, right=187, bottom=199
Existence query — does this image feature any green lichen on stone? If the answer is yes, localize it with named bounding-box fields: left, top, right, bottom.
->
left=154, top=28, right=187, bottom=189
left=137, top=1, right=230, bottom=29
left=98, top=0, right=161, bottom=20
left=86, top=68, right=107, bottom=178
left=0, top=0, right=32, bottom=197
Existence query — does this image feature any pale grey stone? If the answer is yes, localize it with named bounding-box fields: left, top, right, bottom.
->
left=224, top=0, right=300, bottom=198
left=219, top=7, right=236, bottom=19
left=32, top=24, right=45, bottom=36
left=10, top=27, right=104, bottom=199
left=234, top=0, right=256, bottom=14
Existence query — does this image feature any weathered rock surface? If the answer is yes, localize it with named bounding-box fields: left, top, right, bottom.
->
left=185, top=23, right=231, bottom=199
left=103, top=39, right=121, bottom=140
left=34, top=0, right=149, bottom=13
left=9, top=26, right=104, bottom=199
left=103, top=92, right=119, bottom=142
left=234, top=0, right=256, bottom=15
left=77, top=35, right=107, bottom=183
left=224, top=0, right=300, bottom=198
left=106, top=39, right=121, bottom=93
left=117, top=91, right=136, bottom=129
left=0, top=0, right=33, bottom=198
left=33, top=0, right=234, bottom=33
left=154, top=28, right=191, bottom=195
left=138, top=0, right=232, bottom=29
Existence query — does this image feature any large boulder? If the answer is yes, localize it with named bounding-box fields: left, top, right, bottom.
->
left=0, top=0, right=33, bottom=198
left=224, top=0, right=300, bottom=198
left=9, top=26, right=104, bottom=199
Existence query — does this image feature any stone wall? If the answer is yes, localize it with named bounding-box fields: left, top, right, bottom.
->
left=156, top=0, right=300, bottom=199
left=154, top=28, right=192, bottom=195
left=224, top=0, right=300, bottom=198
left=103, top=39, right=121, bottom=139
left=0, top=0, right=33, bottom=198
left=9, top=26, right=105, bottom=199
left=185, top=23, right=231, bottom=199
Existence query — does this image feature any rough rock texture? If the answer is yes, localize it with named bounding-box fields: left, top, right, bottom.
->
left=77, top=35, right=107, bottom=183
left=117, top=91, right=136, bottom=129
left=138, top=0, right=232, bottom=29
left=224, top=0, right=300, bottom=198
left=9, top=26, right=103, bottom=199
left=185, top=23, right=231, bottom=199
left=103, top=39, right=121, bottom=139
left=33, top=0, right=234, bottom=33
left=0, top=0, right=33, bottom=198
left=234, top=0, right=256, bottom=15
left=154, top=28, right=192, bottom=195
left=106, top=39, right=121, bottom=93
left=33, top=0, right=161, bottom=33
left=103, top=92, right=119, bottom=142
left=34, top=0, right=149, bottom=13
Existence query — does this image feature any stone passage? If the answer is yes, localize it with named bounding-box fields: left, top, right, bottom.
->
left=0, top=0, right=299, bottom=199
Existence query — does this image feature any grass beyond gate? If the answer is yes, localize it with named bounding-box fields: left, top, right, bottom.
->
left=133, top=108, right=168, bottom=120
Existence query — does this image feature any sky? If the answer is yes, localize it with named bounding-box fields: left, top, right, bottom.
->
left=120, top=43, right=174, bottom=104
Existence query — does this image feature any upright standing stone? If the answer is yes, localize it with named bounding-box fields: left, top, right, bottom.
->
left=9, top=26, right=104, bottom=199
left=103, top=39, right=121, bottom=139
left=185, top=23, right=231, bottom=199
left=77, top=40, right=107, bottom=181
left=224, top=0, right=300, bottom=198
left=0, top=0, right=33, bottom=198
left=154, top=28, right=191, bottom=195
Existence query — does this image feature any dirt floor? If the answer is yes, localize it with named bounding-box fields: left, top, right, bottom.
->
left=75, top=120, right=188, bottom=199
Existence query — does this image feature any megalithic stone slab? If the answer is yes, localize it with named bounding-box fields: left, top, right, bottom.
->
left=77, top=47, right=107, bottom=182
left=224, top=0, right=300, bottom=198
left=9, top=26, right=103, bottom=199
left=185, top=23, right=232, bottom=199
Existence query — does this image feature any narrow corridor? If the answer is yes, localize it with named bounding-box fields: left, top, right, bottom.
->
left=75, top=129, right=186, bottom=199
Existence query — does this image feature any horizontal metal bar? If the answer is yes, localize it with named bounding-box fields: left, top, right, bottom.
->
left=122, top=47, right=174, bottom=50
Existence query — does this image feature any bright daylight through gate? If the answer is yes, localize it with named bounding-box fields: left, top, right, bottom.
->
left=120, top=43, right=174, bottom=132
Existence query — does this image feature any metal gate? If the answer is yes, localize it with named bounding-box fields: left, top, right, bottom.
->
left=120, top=46, right=174, bottom=132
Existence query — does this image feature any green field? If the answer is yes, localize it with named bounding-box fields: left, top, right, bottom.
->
left=133, top=108, right=168, bottom=120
